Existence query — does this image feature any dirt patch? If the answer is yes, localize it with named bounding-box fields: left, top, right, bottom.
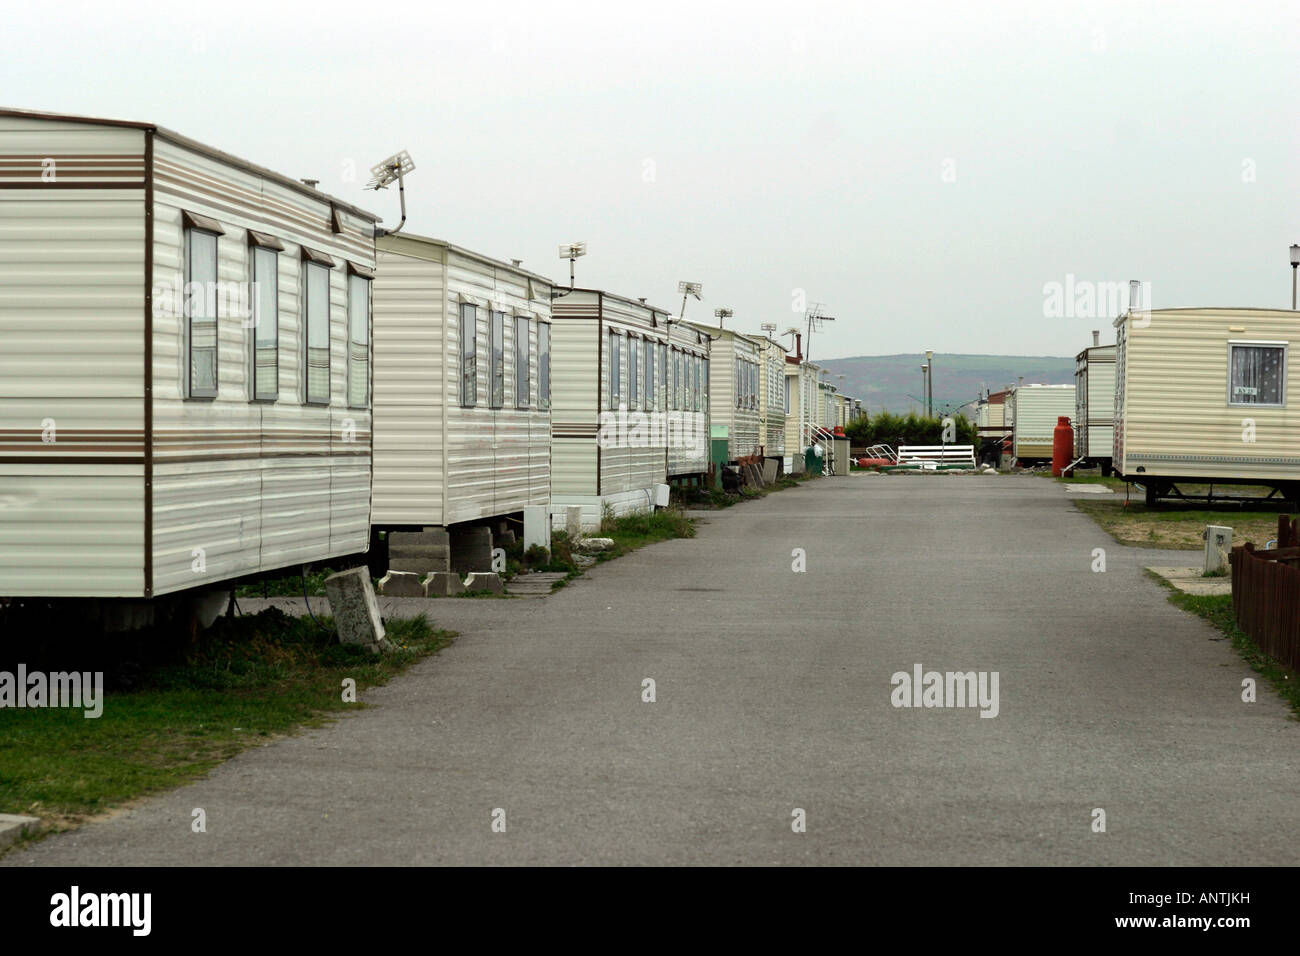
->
left=1074, top=500, right=1284, bottom=550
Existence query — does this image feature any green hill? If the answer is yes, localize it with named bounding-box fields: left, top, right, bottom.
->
left=815, top=354, right=1075, bottom=417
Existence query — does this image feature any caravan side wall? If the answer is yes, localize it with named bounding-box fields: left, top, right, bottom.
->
left=371, top=242, right=446, bottom=525
left=1116, top=308, right=1300, bottom=481
left=149, top=136, right=376, bottom=596
left=0, top=118, right=147, bottom=597
left=1011, top=386, right=1074, bottom=460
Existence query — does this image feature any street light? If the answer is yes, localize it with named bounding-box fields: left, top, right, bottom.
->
left=1290, top=244, right=1300, bottom=309
left=925, top=349, right=934, bottom=417
left=921, top=364, right=929, bottom=414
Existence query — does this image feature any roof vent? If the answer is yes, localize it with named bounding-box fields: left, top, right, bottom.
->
left=511, top=259, right=522, bottom=267
left=300, top=178, right=320, bottom=188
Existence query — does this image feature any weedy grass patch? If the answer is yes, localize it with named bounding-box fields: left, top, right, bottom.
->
left=0, top=609, right=453, bottom=837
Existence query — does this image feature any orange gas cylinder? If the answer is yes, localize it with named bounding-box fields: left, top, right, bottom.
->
left=1051, top=416, right=1073, bottom=476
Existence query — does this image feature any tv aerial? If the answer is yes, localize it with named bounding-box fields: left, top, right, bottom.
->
left=368, top=150, right=416, bottom=237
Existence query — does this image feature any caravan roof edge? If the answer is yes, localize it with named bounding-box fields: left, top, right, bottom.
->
left=0, top=106, right=381, bottom=224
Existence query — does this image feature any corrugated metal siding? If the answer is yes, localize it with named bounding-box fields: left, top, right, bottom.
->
left=372, top=246, right=443, bottom=524
left=0, top=119, right=147, bottom=596
left=438, top=248, right=551, bottom=525
left=1117, top=308, right=1300, bottom=480
left=667, top=321, right=708, bottom=475
left=550, top=298, right=600, bottom=494
left=150, top=136, right=375, bottom=595
left=1010, top=385, right=1075, bottom=459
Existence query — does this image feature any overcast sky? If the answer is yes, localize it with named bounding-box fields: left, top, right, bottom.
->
left=9, top=0, right=1299, bottom=358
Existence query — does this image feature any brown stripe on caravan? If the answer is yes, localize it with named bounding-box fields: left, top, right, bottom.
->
left=144, top=128, right=155, bottom=598
left=0, top=155, right=147, bottom=162
left=0, top=446, right=146, bottom=454
left=0, top=169, right=145, bottom=178
left=0, top=456, right=147, bottom=465
left=0, top=431, right=146, bottom=441
left=0, top=182, right=146, bottom=190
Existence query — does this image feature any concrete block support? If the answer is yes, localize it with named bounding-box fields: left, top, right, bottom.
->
left=388, top=529, right=451, bottom=575
left=324, top=568, right=389, bottom=653
left=450, top=526, right=494, bottom=574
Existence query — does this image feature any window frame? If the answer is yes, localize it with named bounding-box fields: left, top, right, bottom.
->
left=346, top=271, right=371, bottom=409
left=538, top=321, right=551, bottom=411
left=249, top=240, right=280, bottom=402
left=459, top=302, right=479, bottom=407
left=490, top=310, right=505, bottom=409
left=515, top=314, right=530, bottom=409
left=1227, top=340, right=1287, bottom=408
left=608, top=328, right=622, bottom=410
left=184, top=225, right=221, bottom=400
left=302, top=259, right=333, bottom=405
left=628, top=335, right=640, bottom=409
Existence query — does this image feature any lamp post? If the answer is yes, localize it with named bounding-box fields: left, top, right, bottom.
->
left=1291, top=245, right=1300, bottom=310
left=925, top=349, right=934, bottom=417
left=921, top=364, right=928, bottom=414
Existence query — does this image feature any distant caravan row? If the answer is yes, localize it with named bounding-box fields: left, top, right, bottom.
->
left=975, top=304, right=1300, bottom=506
left=0, top=108, right=863, bottom=615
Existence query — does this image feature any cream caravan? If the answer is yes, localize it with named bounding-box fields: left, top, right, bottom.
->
left=550, top=289, right=707, bottom=530
left=0, top=109, right=379, bottom=602
left=370, top=233, right=552, bottom=540
left=1114, top=307, right=1300, bottom=504
left=1074, top=336, right=1116, bottom=475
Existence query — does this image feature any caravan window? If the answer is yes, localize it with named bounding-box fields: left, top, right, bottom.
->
left=658, top=342, right=668, bottom=411
left=185, top=227, right=219, bottom=398
left=702, top=357, right=709, bottom=409
left=608, top=329, right=621, bottom=409
left=628, top=336, right=639, bottom=408
left=459, top=303, right=478, bottom=406
left=670, top=350, right=679, bottom=410
left=1228, top=342, right=1286, bottom=406
left=538, top=322, right=551, bottom=410
left=490, top=311, right=505, bottom=408
left=250, top=245, right=278, bottom=401
left=515, top=315, right=530, bottom=408
left=784, top=375, right=792, bottom=415
left=346, top=274, right=370, bottom=408
left=645, top=339, right=655, bottom=410
left=304, top=262, right=331, bottom=404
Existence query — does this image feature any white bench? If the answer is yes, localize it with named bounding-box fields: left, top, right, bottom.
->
left=897, top=445, right=977, bottom=468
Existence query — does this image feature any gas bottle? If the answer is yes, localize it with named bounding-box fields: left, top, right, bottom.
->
left=1052, top=416, right=1073, bottom=476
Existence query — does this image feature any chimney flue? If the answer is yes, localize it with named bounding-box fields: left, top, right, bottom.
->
left=1092, top=330, right=1100, bottom=347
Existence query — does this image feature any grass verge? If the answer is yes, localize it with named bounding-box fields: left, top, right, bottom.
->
left=0, top=608, right=454, bottom=840
left=1146, top=572, right=1300, bottom=719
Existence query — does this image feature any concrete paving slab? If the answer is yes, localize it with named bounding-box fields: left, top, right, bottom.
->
left=1147, top=566, right=1233, bottom=596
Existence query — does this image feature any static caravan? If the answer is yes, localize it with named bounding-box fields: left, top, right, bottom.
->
left=0, top=109, right=379, bottom=604
left=1006, top=384, right=1075, bottom=464
left=783, top=360, right=821, bottom=471
left=550, top=289, right=706, bottom=529
left=1074, top=339, right=1116, bottom=474
left=688, top=323, right=761, bottom=463
left=1114, top=307, right=1300, bottom=503
left=752, top=333, right=788, bottom=462
left=371, top=233, right=552, bottom=544
left=666, top=318, right=710, bottom=482
left=976, top=389, right=1011, bottom=465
